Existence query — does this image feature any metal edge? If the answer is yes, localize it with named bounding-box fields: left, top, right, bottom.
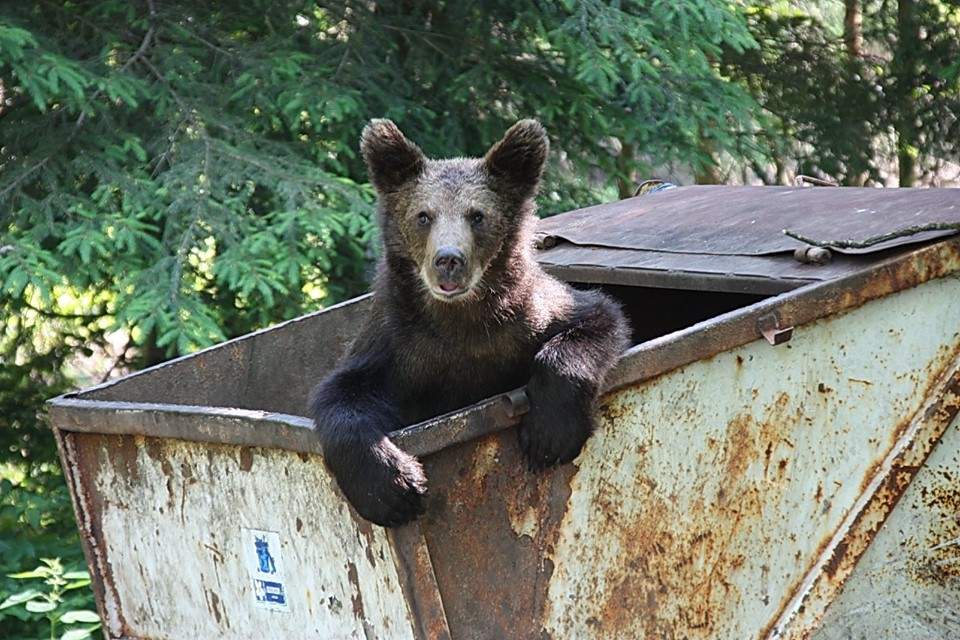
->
left=47, top=398, right=322, bottom=455
left=387, top=522, right=453, bottom=640
left=541, top=262, right=808, bottom=295
left=607, top=237, right=960, bottom=393
left=390, top=394, right=524, bottom=458
left=765, top=355, right=960, bottom=639
left=52, top=428, right=126, bottom=638
left=46, top=238, right=960, bottom=461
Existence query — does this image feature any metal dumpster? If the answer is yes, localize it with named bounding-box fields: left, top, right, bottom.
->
left=49, top=186, right=960, bottom=639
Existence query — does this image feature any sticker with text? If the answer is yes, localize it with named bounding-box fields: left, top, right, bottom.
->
left=242, top=528, right=289, bottom=612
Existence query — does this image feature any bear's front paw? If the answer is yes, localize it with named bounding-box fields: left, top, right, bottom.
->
left=518, top=370, right=595, bottom=472
left=328, top=437, right=427, bottom=527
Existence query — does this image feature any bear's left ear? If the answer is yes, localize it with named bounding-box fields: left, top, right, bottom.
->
left=360, top=119, right=426, bottom=193
left=483, top=119, right=549, bottom=196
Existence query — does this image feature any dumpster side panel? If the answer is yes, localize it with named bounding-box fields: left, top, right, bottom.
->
left=528, top=275, right=960, bottom=638
left=418, top=432, right=576, bottom=639
left=82, top=295, right=370, bottom=414
left=67, top=434, right=416, bottom=640
left=810, top=413, right=960, bottom=640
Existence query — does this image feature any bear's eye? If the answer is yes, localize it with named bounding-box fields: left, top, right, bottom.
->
left=416, top=211, right=432, bottom=227
left=468, top=210, right=485, bottom=227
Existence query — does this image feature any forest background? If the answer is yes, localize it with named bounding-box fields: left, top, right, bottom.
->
left=2, top=1, right=959, bottom=637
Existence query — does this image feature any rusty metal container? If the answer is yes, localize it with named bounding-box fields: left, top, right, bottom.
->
left=49, top=186, right=960, bottom=639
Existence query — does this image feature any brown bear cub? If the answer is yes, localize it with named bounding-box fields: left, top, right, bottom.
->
left=310, top=119, right=629, bottom=527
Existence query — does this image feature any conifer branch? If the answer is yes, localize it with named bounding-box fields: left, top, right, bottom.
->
left=0, top=2, right=158, bottom=200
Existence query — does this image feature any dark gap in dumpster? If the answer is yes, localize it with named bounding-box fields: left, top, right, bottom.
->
left=573, top=283, right=769, bottom=346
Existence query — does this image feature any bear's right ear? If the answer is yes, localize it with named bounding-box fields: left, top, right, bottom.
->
left=360, top=119, right=426, bottom=193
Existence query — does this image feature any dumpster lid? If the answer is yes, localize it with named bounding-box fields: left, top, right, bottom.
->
left=537, top=185, right=960, bottom=256
left=536, top=186, right=960, bottom=294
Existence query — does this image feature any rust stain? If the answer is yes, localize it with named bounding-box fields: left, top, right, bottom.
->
left=355, top=515, right=376, bottom=546
left=202, top=542, right=223, bottom=563
left=346, top=560, right=366, bottom=622
left=822, top=539, right=850, bottom=580
left=723, top=415, right=755, bottom=481
left=238, top=447, right=254, bottom=472
left=572, top=390, right=802, bottom=638
left=417, top=430, right=573, bottom=640
left=777, top=458, right=789, bottom=477
left=916, top=466, right=960, bottom=585
left=764, top=441, right=774, bottom=477
left=596, top=396, right=631, bottom=428
left=593, top=491, right=691, bottom=637
left=327, top=595, right=343, bottom=614
left=387, top=522, right=451, bottom=640
left=108, top=434, right=143, bottom=485
left=799, top=242, right=960, bottom=334
left=469, top=437, right=500, bottom=487
left=143, top=437, right=164, bottom=463
left=204, top=588, right=223, bottom=625
left=160, top=456, right=175, bottom=510
left=589, top=478, right=764, bottom=637
left=858, top=457, right=885, bottom=495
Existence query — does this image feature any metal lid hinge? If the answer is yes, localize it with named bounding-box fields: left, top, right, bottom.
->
left=758, top=313, right=794, bottom=346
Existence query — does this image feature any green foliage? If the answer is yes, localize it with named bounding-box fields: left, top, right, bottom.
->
left=2, top=2, right=958, bottom=637
left=725, top=1, right=960, bottom=185
left=1, top=0, right=764, bottom=362
left=0, top=559, right=99, bottom=640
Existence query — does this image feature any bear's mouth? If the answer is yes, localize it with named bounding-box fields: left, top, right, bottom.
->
left=431, top=282, right=468, bottom=300
left=420, top=264, right=482, bottom=303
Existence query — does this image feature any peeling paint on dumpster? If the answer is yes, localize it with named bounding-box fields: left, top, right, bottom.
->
left=64, top=435, right=417, bottom=639
left=47, top=188, right=960, bottom=639
left=309, top=271, right=960, bottom=640
left=531, top=274, right=960, bottom=638
left=810, top=412, right=960, bottom=640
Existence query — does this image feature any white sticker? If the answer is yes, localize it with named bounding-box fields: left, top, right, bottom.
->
left=242, top=528, right=289, bottom=611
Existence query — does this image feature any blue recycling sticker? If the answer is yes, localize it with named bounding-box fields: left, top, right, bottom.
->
left=254, top=536, right=277, bottom=574
left=243, top=528, right=289, bottom=612
left=253, top=579, right=286, bottom=606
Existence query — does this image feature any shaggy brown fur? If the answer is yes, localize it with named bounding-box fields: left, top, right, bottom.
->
left=310, top=119, right=629, bottom=527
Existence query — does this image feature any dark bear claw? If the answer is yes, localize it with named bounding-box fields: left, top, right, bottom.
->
left=330, top=438, right=427, bottom=528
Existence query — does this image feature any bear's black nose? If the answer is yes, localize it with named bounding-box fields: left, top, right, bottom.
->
left=434, top=247, right=465, bottom=278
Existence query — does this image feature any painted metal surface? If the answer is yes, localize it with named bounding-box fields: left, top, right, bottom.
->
left=49, top=266, right=960, bottom=640
left=769, top=353, right=960, bottom=638
left=59, top=432, right=417, bottom=639
left=811, top=413, right=960, bottom=640
left=46, top=188, right=960, bottom=638
left=81, top=294, right=371, bottom=413
left=412, top=274, right=960, bottom=639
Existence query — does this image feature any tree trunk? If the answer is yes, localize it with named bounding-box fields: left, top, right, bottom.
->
left=616, top=141, right=636, bottom=199
left=894, top=0, right=919, bottom=187
left=694, top=134, right=722, bottom=185
left=844, top=0, right=863, bottom=59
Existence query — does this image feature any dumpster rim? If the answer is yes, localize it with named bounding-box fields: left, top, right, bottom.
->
left=47, top=236, right=960, bottom=459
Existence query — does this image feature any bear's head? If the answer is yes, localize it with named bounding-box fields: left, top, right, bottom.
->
left=360, top=119, right=548, bottom=303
